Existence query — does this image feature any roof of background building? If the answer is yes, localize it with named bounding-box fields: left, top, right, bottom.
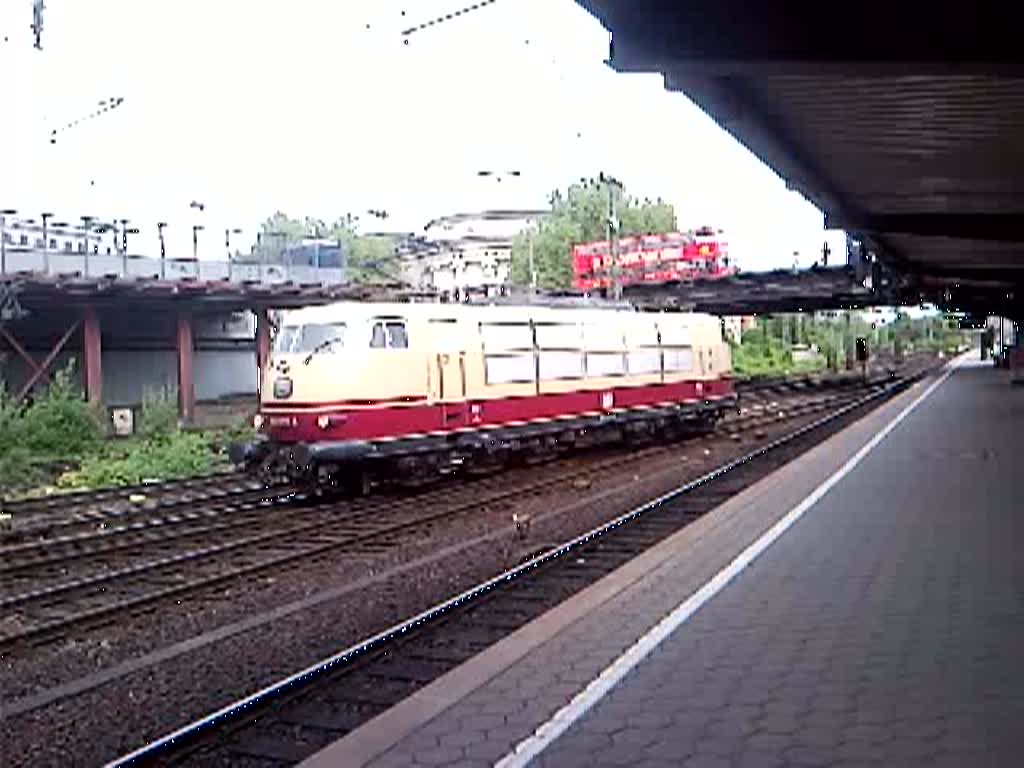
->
left=422, top=209, right=550, bottom=232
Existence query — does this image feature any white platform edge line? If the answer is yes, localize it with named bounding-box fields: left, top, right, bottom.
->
left=495, top=356, right=964, bottom=768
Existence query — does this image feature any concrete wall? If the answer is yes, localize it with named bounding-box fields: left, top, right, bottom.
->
left=0, top=306, right=259, bottom=407
left=0, top=348, right=258, bottom=405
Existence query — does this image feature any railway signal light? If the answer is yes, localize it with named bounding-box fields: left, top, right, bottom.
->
left=856, top=337, right=869, bottom=362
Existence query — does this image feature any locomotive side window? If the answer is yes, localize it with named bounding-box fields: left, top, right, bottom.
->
left=539, top=351, right=584, bottom=380
left=627, top=349, right=661, bottom=374
left=663, top=347, right=694, bottom=372
left=586, top=352, right=626, bottom=377
left=536, top=322, right=584, bottom=381
left=370, top=319, right=408, bottom=349
left=625, top=317, right=660, bottom=374
left=485, top=354, right=536, bottom=384
left=386, top=322, right=408, bottom=348
left=481, top=322, right=533, bottom=351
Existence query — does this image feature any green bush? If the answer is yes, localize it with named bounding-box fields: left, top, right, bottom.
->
left=1, top=368, right=247, bottom=496
left=0, top=388, right=40, bottom=491
left=19, top=363, right=104, bottom=458
left=1, top=363, right=104, bottom=494
left=59, top=431, right=213, bottom=489
left=139, top=386, right=180, bottom=439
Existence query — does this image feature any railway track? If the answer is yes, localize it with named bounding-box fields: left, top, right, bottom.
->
left=0, top=356, right=905, bottom=525
left=0, top=379, right=893, bottom=654
left=104, top=362, right=936, bottom=767
left=0, top=472, right=278, bottom=541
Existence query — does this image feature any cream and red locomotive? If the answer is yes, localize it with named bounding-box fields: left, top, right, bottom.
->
left=232, top=301, right=736, bottom=491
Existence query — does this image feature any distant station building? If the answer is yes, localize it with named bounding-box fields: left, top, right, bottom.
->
left=2, top=215, right=105, bottom=255
left=401, top=209, right=548, bottom=301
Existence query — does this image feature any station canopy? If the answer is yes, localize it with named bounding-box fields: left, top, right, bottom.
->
left=577, top=1, right=1024, bottom=315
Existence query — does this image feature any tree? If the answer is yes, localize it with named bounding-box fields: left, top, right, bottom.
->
left=620, top=197, right=676, bottom=237
left=510, top=177, right=679, bottom=291
left=347, top=234, right=400, bottom=284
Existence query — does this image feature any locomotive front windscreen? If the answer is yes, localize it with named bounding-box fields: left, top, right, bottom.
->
left=274, top=323, right=347, bottom=354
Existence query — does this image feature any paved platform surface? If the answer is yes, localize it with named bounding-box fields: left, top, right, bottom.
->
left=302, top=357, right=1024, bottom=768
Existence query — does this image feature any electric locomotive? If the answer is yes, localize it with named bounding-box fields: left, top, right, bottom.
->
left=231, top=301, right=736, bottom=492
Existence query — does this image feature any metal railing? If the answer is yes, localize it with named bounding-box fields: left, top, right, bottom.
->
left=0, top=248, right=347, bottom=286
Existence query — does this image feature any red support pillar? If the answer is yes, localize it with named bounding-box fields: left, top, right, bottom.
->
left=82, top=307, right=103, bottom=405
left=176, top=312, right=195, bottom=424
left=255, top=307, right=271, bottom=398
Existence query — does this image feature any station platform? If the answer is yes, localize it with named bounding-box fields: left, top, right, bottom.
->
left=302, top=354, right=1024, bottom=768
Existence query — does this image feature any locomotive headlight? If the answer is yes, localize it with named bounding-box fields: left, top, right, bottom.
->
left=316, top=414, right=331, bottom=429
left=253, top=413, right=265, bottom=430
left=273, top=377, right=293, bottom=399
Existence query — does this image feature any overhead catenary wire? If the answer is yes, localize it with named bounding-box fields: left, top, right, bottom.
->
left=49, top=97, right=125, bottom=144
left=401, top=0, right=499, bottom=40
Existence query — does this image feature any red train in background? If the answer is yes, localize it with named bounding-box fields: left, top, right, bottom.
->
left=572, top=226, right=736, bottom=292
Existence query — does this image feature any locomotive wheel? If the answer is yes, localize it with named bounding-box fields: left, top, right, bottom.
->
left=349, top=467, right=373, bottom=497
left=466, top=448, right=508, bottom=476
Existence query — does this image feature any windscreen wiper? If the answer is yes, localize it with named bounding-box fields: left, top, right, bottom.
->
left=303, top=336, right=343, bottom=365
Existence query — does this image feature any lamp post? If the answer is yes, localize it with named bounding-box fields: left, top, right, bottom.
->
left=0, top=208, right=16, bottom=274
left=190, top=200, right=206, bottom=261
left=598, top=172, right=623, bottom=301
left=224, top=227, right=243, bottom=259
left=192, top=224, right=204, bottom=261
left=225, top=227, right=242, bottom=279
left=157, top=222, right=167, bottom=278
left=124, top=226, right=139, bottom=273
left=528, top=225, right=537, bottom=298
left=80, top=216, right=95, bottom=276
left=41, top=212, right=53, bottom=272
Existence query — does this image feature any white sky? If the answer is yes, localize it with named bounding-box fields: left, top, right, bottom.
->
left=0, top=0, right=846, bottom=270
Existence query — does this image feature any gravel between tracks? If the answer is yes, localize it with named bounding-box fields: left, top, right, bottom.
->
left=0, top=388, right=903, bottom=768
